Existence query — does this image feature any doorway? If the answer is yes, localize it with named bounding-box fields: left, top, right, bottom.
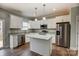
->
left=0, top=20, right=4, bottom=49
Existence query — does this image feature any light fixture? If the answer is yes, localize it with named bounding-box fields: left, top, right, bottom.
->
left=43, top=17, right=46, bottom=20
left=53, top=8, right=56, bottom=11
left=35, top=18, right=37, bottom=21
left=42, top=4, right=46, bottom=20
left=34, top=8, right=38, bottom=21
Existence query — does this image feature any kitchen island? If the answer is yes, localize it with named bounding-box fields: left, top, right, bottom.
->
left=27, top=33, right=53, bottom=56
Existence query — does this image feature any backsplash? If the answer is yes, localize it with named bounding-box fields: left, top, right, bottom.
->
left=9, top=28, right=56, bottom=35
left=29, top=29, right=56, bottom=34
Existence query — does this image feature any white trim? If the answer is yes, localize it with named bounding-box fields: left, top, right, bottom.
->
left=70, top=47, right=78, bottom=50
left=78, top=50, right=79, bottom=56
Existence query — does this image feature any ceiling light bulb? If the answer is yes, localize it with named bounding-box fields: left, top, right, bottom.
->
left=53, top=8, right=56, bottom=11
left=43, top=17, right=46, bottom=20
left=35, top=18, right=38, bottom=21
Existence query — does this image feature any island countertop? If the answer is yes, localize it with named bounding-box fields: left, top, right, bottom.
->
left=26, top=33, right=53, bottom=40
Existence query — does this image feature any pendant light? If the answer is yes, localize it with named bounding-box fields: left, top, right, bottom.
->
left=42, top=4, right=46, bottom=20
left=35, top=18, right=37, bottom=21
left=34, top=8, right=38, bottom=21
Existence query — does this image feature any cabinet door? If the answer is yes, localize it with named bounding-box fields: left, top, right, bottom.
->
left=13, top=35, right=18, bottom=47
left=55, top=15, right=70, bottom=22
left=29, top=21, right=40, bottom=29
left=47, top=18, right=56, bottom=28
left=62, top=15, right=71, bottom=22
left=10, top=35, right=18, bottom=48
left=16, top=17, right=22, bottom=28
left=10, top=15, right=22, bottom=28
left=10, top=35, right=13, bottom=49
left=25, top=34, right=30, bottom=42
left=29, top=21, right=36, bottom=29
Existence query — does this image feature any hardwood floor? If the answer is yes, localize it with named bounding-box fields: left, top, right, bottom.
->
left=52, top=44, right=78, bottom=56
left=0, top=43, right=78, bottom=56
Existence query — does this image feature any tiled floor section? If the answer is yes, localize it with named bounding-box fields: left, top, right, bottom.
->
left=0, top=43, right=78, bottom=56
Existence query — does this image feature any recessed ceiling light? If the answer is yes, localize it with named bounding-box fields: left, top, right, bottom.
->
left=53, top=8, right=56, bottom=11
left=43, top=17, right=46, bottom=20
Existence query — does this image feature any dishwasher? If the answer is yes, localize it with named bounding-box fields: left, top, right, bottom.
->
left=18, top=35, right=25, bottom=46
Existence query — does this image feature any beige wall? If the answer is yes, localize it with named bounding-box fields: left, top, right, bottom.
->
left=0, top=9, right=10, bottom=48
left=70, top=6, right=79, bottom=50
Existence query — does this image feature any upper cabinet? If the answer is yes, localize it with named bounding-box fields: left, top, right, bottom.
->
left=29, top=21, right=40, bottom=29
left=29, top=15, right=70, bottom=29
left=10, top=15, right=22, bottom=28
left=60, top=15, right=71, bottom=22
left=29, top=19, right=56, bottom=29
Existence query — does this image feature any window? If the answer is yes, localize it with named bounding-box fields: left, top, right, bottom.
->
left=21, top=22, right=30, bottom=30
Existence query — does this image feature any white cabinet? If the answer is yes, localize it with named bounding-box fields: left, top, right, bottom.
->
left=25, top=34, right=30, bottom=43
left=10, top=34, right=18, bottom=49
left=52, top=34, right=56, bottom=43
left=47, top=18, right=57, bottom=28
left=47, top=17, right=62, bottom=28
left=60, top=15, right=71, bottom=22
left=55, top=15, right=70, bottom=22
left=29, top=15, right=70, bottom=29
left=29, top=19, right=55, bottom=29
left=27, top=33, right=52, bottom=56
left=29, top=21, right=40, bottom=29
left=51, top=15, right=70, bottom=28
left=10, top=15, right=22, bottom=28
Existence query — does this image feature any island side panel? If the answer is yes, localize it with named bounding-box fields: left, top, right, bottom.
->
left=30, top=38, right=52, bottom=56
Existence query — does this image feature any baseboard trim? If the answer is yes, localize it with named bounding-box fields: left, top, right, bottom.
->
left=70, top=47, right=78, bottom=50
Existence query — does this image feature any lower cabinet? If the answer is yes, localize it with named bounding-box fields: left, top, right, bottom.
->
left=10, top=34, right=18, bottom=49
left=52, top=35, right=56, bottom=44
left=25, top=34, right=30, bottom=43
left=10, top=34, right=26, bottom=49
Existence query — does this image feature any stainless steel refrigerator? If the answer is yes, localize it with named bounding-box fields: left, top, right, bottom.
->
left=56, top=22, right=70, bottom=48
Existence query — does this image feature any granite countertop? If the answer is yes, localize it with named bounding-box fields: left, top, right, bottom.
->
left=26, top=33, right=54, bottom=40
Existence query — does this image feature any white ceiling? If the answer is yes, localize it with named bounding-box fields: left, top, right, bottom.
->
left=0, top=3, right=78, bottom=17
